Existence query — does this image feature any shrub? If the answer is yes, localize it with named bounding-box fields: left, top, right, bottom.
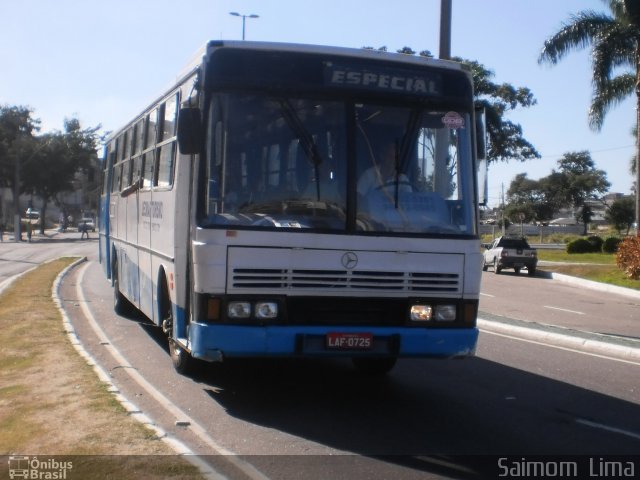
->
left=616, top=237, right=640, bottom=280
left=587, top=235, right=604, bottom=253
left=602, top=236, right=622, bottom=254
left=563, top=235, right=580, bottom=245
left=566, top=238, right=593, bottom=254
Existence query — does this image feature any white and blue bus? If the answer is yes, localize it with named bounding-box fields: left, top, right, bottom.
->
left=99, top=41, right=486, bottom=375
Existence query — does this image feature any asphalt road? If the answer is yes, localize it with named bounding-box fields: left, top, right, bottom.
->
left=479, top=269, right=640, bottom=339
left=54, top=254, right=640, bottom=480
left=2, top=236, right=638, bottom=478
left=0, top=233, right=95, bottom=291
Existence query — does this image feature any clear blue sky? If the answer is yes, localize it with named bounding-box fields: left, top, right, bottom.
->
left=1, top=0, right=635, bottom=206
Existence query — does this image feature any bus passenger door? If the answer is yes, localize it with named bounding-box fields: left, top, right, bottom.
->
left=137, top=149, right=155, bottom=321
left=126, top=177, right=140, bottom=308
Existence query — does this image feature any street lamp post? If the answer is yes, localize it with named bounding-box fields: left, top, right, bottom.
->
left=229, top=12, right=259, bottom=40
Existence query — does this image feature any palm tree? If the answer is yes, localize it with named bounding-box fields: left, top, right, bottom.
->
left=538, top=0, right=640, bottom=235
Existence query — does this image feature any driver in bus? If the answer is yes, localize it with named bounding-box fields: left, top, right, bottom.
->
left=357, top=140, right=412, bottom=197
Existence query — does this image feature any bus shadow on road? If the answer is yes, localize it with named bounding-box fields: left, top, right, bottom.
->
left=185, top=353, right=640, bottom=479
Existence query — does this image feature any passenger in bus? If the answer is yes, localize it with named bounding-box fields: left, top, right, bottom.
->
left=357, top=140, right=412, bottom=197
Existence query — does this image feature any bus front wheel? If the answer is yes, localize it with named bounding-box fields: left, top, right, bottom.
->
left=169, top=340, right=199, bottom=375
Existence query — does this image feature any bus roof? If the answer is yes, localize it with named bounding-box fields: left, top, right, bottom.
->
left=106, top=40, right=471, bottom=146
left=204, top=40, right=467, bottom=71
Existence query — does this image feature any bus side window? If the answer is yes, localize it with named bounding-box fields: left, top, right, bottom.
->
left=112, top=137, right=122, bottom=192
left=142, top=152, right=154, bottom=189
left=141, top=110, right=157, bottom=189
left=157, top=94, right=178, bottom=188
left=122, top=158, right=132, bottom=187
left=157, top=142, right=175, bottom=188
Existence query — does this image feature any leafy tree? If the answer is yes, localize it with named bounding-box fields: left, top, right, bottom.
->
left=0, top=105, right=40, bottom=209
left=397, top=46, right=416, bottom=55
left=606, top=196, right=635, bottom=234
left=22, top=118, right=101, bottom=233
left=556, top=150, right=611, bottom=208
left=507, top=151, right=610, bottom=231
left=548, top=151, right=609, bottom=234
left=537, top=171, right=571, bottom=218
left=454, top=58, right=540, bottom=165
left=504, top=202, right=536, bottom=225
left=538, top=0, right=640, bottom=235
left=362, top=48, right=540, bottom=166
left=506, top=173, right=554, bottom=223
left=578, top=204, right=594, bottom=235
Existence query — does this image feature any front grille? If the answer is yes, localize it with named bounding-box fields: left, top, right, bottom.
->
left=286, top=297, right=407, bottom=325
left=231, top=268, right=460, bottom=293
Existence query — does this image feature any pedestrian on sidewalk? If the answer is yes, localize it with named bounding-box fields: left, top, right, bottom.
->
left=79, top=220, right=89, bottom=240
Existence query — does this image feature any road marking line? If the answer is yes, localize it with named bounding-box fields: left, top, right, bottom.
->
left=543, top=305, right=585, bottom=315
left=480, top=329, right=640, bottom=367
left=576, top=418, right=640, bottom=441
left=480, top=293, right=495, bottom=298
left=74, top=262, right=270, bottom=480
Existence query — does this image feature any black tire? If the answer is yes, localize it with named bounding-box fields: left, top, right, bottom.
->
left=493, top=259, right=501, bottom=274
left=352, top=357, right=397, bottom=375
left=169, top=265, right=202, bottom=375
left=528, top=266, right=537, bottom=277
left=514, top=267, right=521, bottom=275
left=169, top=339, right=199, bottom=375
left=482, top=260, right=488, bottom=272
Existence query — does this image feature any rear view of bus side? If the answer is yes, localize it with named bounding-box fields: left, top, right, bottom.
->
left=99, top=41, right=484, bottom=375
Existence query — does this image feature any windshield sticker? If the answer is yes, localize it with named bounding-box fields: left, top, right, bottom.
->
left=442, top=111, right=465, bottom=129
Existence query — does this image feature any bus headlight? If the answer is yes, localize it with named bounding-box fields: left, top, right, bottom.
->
left=410, top=305, right=433, bottom=321
left=228, top=301, right=251, bottom=319
left=255, top=302, right=278, bottom=319
left=435, top=304, right=457, bottom=322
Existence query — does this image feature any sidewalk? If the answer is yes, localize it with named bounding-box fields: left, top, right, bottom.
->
left=0, top=228, right=90, bottom=243
left=0, top=228, right=59, bottom=242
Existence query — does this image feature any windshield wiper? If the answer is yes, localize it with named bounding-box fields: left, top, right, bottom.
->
left=394, top=109, right=422, bottom=208
left=279, top=99, right=323, bottom=200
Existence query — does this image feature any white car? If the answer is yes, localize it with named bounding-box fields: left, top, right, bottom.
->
left=482, top=236, right=537, bottom=276
left=80, top=216, right=95, bottom=232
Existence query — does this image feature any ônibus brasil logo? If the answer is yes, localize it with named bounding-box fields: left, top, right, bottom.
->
left=7, top=456, right=73, bottom=479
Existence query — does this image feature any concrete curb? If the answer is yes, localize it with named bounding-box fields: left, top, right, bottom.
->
left=539, top=270, right=640, bottom=300
left=51, top=257, right=220, bottom=479
left=478, top=317, right=640, bottom=363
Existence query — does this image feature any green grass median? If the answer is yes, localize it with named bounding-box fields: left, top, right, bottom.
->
left=0, top=258, right=202, bottom=479
left=537, top=250, right=639, bottom=290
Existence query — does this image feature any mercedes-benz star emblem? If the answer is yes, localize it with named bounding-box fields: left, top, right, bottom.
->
left=341, top=251, right=358, bottom=269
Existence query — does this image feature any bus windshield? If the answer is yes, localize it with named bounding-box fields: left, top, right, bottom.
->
left=199, top=92, right=475, bottom=235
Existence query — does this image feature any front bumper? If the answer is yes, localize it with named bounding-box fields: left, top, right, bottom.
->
left=498, top=259, right=537, bottom=269
left=188, top=323, right=479, bottom=361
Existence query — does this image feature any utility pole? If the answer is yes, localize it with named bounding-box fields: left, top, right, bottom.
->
left=439, top=0, right=452, bottom=60
left=501, top=183, right=506, bottom=236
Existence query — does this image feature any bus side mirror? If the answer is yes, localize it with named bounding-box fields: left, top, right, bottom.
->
left=475, top=107, right=488, bottom=207
left=177, top=107, right=203, bottom=155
